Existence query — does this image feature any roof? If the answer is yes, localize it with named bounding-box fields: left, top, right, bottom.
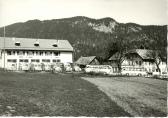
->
left=108, top=52, right=121, bottom=61
left=0, top=37, right=73, bottom=51
left=108, top=49, right=158, bottom=61
left=75, top=56, right=97, bottom=65
left=127, top=49, right=155, bottom=60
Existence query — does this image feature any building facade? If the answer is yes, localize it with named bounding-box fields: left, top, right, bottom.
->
left=109, top=49, right=167, bottom=75
left=0, top=37, right=73, bottom=71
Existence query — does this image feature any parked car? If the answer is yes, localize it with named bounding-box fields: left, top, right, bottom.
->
left=53, top=63, right=64, bottom=72
left=34, top=64, right=42, bottom=71
left=64, top=63, right=73, bottom=72
left=21, top=63, right=29, bottom=71
left=74, top=65, right=82, bottom=72
left=7, top=63, right=17, bottom=70
left=54, top=66, right=63, bottom=72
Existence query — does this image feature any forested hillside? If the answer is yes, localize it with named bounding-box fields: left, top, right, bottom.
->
left=0, top=16, right=167, bottom=61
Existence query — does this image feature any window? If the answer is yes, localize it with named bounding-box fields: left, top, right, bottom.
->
left=24, top=59, right=28, bottom=62
left=15, top=42, right=20, bottom=46
left=136, top=61, right=138, bottom=65
left=31, top=59, right=35, bottom=62
left=11, top=51, right=15, bottom=55
left=40, top=52, right=43, bottom=56
left=36, top=59, right=39, bottom=62
left=34, top=43, right=39, bottom=47
left=17, top=51, right=24, bottom=55
left=27, top=51, right=34, bottom=56
left=36, top=52, right=40, bottom=56
left=31, top=59, right=39, bottom=63
left=42, top=59, right=50, bottom=62
left=53, top=52, right=60, bottom=56
left=19, top=59, right=24, bottom=62
left=7, top=51, right=12, bottom=55
left=52, top=59, right=60, bottom=63
left=139, top=61, right=142, bottom=65
left=45, top=52, right=52, bottom=56
left=7, top=59, right=16, bottom=63
left=53, top=43, right=58, bottom=47
left=20, top=59, right=28, bottom=63
left=7, top=59, right=11, bottom=62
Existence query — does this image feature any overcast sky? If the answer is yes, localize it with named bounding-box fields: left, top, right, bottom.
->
left=0, top=0, right=167, bottom=27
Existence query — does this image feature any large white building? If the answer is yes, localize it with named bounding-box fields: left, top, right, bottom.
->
left=0, top=37, right=73, bottom=71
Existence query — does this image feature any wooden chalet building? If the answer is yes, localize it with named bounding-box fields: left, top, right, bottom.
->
left=75, top=56, right=100, bottom=68
left=109, top=49, right=167, bottom=75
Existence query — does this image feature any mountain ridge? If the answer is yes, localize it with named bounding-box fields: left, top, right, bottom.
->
left=0, top=16, right=167, bottom=61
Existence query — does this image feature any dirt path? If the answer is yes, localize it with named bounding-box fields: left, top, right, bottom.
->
left=81, top=77, right=167, bottom=117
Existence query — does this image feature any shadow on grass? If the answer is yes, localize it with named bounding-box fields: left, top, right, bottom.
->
left=0, top=71, right=131, bottom=116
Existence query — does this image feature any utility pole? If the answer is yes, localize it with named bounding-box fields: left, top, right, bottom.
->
left=167, top=26, right=168, bottom=72
left=3, top=26, right=5, bottom=70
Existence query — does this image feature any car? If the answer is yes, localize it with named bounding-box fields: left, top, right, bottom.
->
left=34, top=64, right=42, bottom=71
left=74, top=65, right=82, bottom=72
left=54, top=66, right=63, bottom=72
left=64, top=63, right=73, bottom=72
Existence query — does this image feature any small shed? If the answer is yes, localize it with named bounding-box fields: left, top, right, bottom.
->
left=75, top=56, right=100, bottom=68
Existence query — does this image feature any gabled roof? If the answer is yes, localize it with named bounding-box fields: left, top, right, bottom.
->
left=108, top=52, right=122, bottom=61
left=127, top=49, right=155, bottom=60
left=0, top=37, right=73, bottom=51
left=75, top=56, right=97, bottom=65
left=108, top=49, right=159, bottom=61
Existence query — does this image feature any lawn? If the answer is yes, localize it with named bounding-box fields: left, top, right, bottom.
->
left=82, top=76, right=167, bottom=117
left=0, top=71, right=130, bottom=116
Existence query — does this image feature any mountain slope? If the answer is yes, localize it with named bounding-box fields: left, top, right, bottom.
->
left=0, top=16, right=167, bottom=61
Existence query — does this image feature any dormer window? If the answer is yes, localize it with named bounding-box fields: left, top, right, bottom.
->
left=53, top=43, right=58, bottom=47
left=34, top=42, right=39, bottom=47
left=15, top=42, right=20, bottom=46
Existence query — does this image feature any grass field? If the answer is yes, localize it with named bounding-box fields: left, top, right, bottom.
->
left=0, top=71, right=130, bottom=116
left=82, top=76, right=167, bottom=117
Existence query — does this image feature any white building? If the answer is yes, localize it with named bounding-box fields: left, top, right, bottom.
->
left=109, top=49, right=167, bottom=76
left=0, top=37, right=73, bottom=71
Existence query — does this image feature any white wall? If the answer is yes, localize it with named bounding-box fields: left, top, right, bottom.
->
left=121, top=54, right=167, bottom=74
left=60, top=51, right=73, bottom=64
left=0, top=50, right=73, bottom=70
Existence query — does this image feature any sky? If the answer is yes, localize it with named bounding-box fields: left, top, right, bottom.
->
left=0, top=0, right=167, bottom=27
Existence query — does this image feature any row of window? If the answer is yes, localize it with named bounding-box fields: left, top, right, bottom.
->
left=14, top=42, right=58, bottom=47
left=127, top=60, right=142, bottom=66
left=126, top=54, right=138, bottom=60
left=7, top=59, right=61, bottom=63
left=7, top=51, right=60, bottom=56
left=123, top=67, right=145, bottom=71
left=126, top=61, right=158, bottom=66
left=123, top=67, right=164, bottom=72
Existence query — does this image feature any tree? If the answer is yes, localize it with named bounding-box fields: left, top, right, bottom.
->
left=150, top=51, right=161, bottom=74
left=108, top=26, right=131, bottom=73
left=41, top=63, right=45, bottom=71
